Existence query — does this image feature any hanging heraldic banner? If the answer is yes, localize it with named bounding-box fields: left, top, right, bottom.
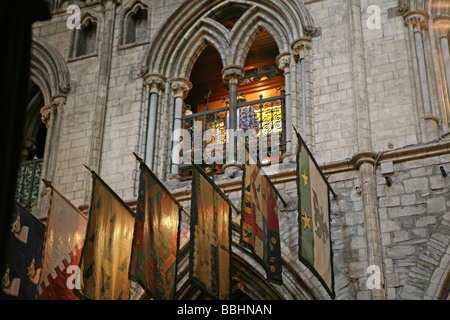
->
left=189, top=164, right=232, bottom=300
left=129, top=162, right=182, bottom=300
left=76, top=171, right=135, bottom=300
left=1, top=204, right=45, bottom=300
left=296, top=132, right=335, bottom=298
left=240, top=145, right=282, bottom=285
left=38, top=186, right=87, bottom=300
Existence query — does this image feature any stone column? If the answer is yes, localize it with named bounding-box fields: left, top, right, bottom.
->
left=222, top=65, right=244, bottom=131
left=291, top=37, right=312, bottom=146
left=276, top=52, right=292, bottom=155
left=352, top=153, right=385, bottom=300
left=170, top=78, right=192, bottom=177
left=143, top=73, right=166, bottom=170
left=36, top=94, right=67, bottom=218
left=222, top=65, right=244, bottom=173
left=434, top=18, right=450, bottom=127
left=348, top=0, right=384, bottom=300
left=85, top=0, right=119, bottom=201
left=404, top=11, right=439, bottom=141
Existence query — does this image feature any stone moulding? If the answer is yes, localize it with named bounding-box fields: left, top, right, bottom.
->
left=75, top=141, right=450, bottom=211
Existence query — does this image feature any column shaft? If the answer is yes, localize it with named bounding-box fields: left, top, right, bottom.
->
left=145, top=92, right=158, bottom=169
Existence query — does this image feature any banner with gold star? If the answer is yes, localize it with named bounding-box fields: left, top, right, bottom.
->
left=296, top=132, right=334, bottom=298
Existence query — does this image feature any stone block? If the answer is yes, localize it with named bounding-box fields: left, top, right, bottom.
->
left=351, top=236, right=366, bottom=250
left=388, top=205, right=426, bottom=219
left=415, top=215, right=436, bottom=227
left=379, top=196, right=400, bottom=207
left=427, top=197, right=446, bottom=213
left=349, top=261, right=367, bottom=278
left=380, top=218, right=401, bottom=233
left=387, top=245, right=415, bottom=259
left=401, top=194, right=416, bottom=206
left=403, top=177, right=429, bottom=193
left=393, top=230, right=411, bottom=243
left=429, top=175, right=445, bottom=190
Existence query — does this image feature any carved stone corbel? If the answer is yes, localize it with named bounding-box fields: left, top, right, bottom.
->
left=304, top=26, right=321, bottom=38
left=40, top=106, right=53, bottom=128
left=398, top=0, right=409, bottom=15
left=58, top=82, right=71, bottom=94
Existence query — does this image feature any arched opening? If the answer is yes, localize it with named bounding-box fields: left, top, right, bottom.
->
left=15, top=82, right=47, bottom=211
left=178, top=29, right=286, bottom=177
left=241, top=29, right=283, bottom=100
left=238, top=29, right=285, bottom=162
left=24, top=83, right=47, bottom=161
left=73, top=17, right=98, bottom=58
left=179, top=44, right=226, bottom=177
left=184, top=44, right=225, bottom=113
left=124, top=4, right=148, bottom=44
left=174, top=244, right=286, bottom=300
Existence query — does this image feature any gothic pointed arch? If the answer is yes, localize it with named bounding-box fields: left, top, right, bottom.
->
left=167, top=21, right=231, bottom=80
left=23, top=37, right=71, bottom=215
left=231, top=12, right=289, bottom=67
left=30, top=37, right=71, bottom=105
left=118, top=0, right=151, bottom=46
left=141, top=0, right=318, bottom=78
left=69, top=10, right=100, bottom=59
left=174, top=234, right=330, bottom=300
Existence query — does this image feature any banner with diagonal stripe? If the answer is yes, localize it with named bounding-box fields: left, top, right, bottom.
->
left=240, top=145, right=282, bottom=285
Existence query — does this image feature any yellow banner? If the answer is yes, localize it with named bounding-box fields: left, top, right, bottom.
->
left=77, top=173, right=135, bottom=300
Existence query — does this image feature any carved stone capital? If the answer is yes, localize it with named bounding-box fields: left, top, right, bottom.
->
left=50, top=94, right=67, bottom=113
left=144, top=73, right=167, bottom=94
left=222, top=65, right=245, bottom=85
left=276, top=52, right=291, bottom=73
left=170, top=78, right=192, bottom=99
left=351, top=151, right=378, bottom=169
left=403, top=10, right=430, bottom=32
left=291, top=37, right=312, bottom=61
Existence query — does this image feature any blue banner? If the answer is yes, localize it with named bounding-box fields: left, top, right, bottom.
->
left=1, top=203, right=45, bottom=300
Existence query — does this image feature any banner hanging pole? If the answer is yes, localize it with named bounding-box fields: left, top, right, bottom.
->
left=193, top=164, right=242, bottom=215
left=293, top=126, right=337, bottom=199
left=132, top=152, right=191, bottom=218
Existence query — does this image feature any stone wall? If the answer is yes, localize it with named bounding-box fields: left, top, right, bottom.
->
left=28, top=0, right=450, bottom=299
